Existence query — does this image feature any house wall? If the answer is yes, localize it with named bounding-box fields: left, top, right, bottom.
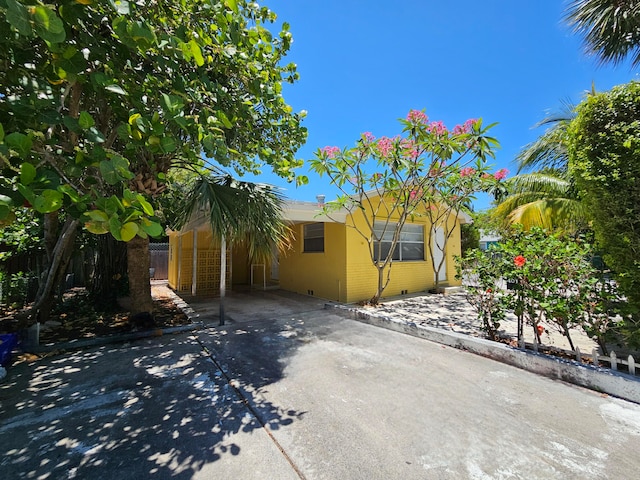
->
left=279, top=222, right=347, bottom=301
left=432, top=216, right=462, bottom=287
left=168, top=234, right=179, bottom=289
left=341, top=211, right=418, bottom=302
left=338, top=207, right=463, bottom=304
left=231, top=242, right=277, bottom=288
left=278, top=212, right=462, bottom=304
left=343, top=234, right=432, bottom=303
left=168, top=197, right=463, bottom=302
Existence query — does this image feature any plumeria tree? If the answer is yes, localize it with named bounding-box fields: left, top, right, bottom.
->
left=310, top=109, right=500, bottom=304
left=423, top=165, right=508, bottom=288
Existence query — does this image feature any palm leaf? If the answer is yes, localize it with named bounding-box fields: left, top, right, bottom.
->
left=175, top=170, right=291, bottom=262
left=506, top=171, right=572, bottom=195
left=505, top=198, right=588, bottom=233
left=492, top=171, right=588, bottom=233
left=516, top=105, right=576, bottom=173
left=565, top=0, right=640, bottom=67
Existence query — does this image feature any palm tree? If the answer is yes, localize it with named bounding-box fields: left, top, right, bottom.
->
left=565, top=0, right=640, bottom=66
left=514, top=102, right=574, bottom=173
left=492, top=104, right=589, bottom=233
left=492, top=170, right=588, bottom=233
left=174, top=170, right=291, bottom=325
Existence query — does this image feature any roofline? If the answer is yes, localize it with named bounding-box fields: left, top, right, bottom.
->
left=282, top=200, right=348, bottom=224
left=168, top=197, right=469, bottom=234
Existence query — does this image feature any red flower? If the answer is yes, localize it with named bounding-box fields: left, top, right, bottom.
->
left=514, top=255, right=526, bottom=267
left=486, top=288, right=492, bottom=293
left=536, top=325, right=544, bottom=336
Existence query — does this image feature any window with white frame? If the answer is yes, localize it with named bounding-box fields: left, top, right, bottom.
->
left=303, top=222, right=324, bottom=253
left=373, top=222, right=424, bottom=261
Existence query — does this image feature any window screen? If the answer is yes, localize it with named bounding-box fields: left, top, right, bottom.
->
left=303, top=223, right=324, bottom=253
left=373, top=222, right=424, bottom=261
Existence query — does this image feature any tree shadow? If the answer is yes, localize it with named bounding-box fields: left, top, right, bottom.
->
left=376, top=293, right=486, bottom=336
left=0, top=328, right=305, bottom=479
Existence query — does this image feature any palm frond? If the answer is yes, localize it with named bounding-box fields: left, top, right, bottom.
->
left=175, top=170, right=291, bottom=263
left=506, top=198, right=589, bottom=233
left=506, top=171, right=572, bottom=196
left=565, top=0, right=640, bottom=67
left=516, top=122, right=571, bottom=173
left=492, top=170, right=588, bottom=234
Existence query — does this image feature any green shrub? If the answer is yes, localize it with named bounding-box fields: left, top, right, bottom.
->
left=457, top=227, right=633, bottom=352
left=0, top=270, right=38, bottom=309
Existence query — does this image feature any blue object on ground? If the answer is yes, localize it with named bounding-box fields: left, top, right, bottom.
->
left=0, top=333, right=19, bottom=366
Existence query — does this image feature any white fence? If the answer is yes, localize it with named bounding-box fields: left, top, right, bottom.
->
left=518, top=338, right=638, bottom=376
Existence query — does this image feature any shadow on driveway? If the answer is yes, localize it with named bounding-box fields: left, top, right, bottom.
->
left=0, top=332, right=304, bottom=479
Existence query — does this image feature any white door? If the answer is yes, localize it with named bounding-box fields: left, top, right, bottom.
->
left=432, top=227, right=447, bottom=283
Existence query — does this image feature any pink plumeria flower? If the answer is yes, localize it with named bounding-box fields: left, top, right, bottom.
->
left=428, top=121, right=447, bottom=135
left=494, top=168, right=509, bottom=180
left=321, top=146, right=340, bottom=159
left=463, top=118, right=477, bottom=132
left=377, top=136, right=393, bottom=157
left=406, top=109, right=428, bottom=124
left=453, top=124, right=465, bottom=135
left=362, top=131, right=375, bottom=142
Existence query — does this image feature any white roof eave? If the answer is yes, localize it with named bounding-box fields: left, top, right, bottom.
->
left=283, top=201, right=348, bottom=224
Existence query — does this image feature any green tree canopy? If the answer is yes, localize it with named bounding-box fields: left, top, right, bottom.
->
left=1, top=0, right=307, bottom=235
left=0, top=0, right=307, bottom=320
left=568, top=80, right=640, bottom=316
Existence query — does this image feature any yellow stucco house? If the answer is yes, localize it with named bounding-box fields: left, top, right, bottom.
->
left=167, top=196, right=469, bottom=303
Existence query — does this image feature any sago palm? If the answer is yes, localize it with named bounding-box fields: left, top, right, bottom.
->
left=565, top=0, right=640, bottom=66
left=176, top=171, right=291, bottom=261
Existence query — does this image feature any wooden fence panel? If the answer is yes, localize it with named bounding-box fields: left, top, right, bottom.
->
left=149, top=243, right=169, bottom=280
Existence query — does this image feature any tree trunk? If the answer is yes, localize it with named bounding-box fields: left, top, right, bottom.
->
left=370, top=265, right=384, bottom=305
left=127, top=235, right=153, bottom=314
left=30, top=218, right=79, bottom=324
left=43, top=211, right=59, bottom=263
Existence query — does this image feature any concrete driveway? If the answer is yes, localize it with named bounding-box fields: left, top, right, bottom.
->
left=1, top=291, right=640, bottom=479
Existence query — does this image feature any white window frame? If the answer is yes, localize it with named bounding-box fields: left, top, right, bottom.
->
left=373, top=222, right=425, bottom=262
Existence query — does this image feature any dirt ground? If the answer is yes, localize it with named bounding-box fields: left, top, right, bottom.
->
left=0, top=283, right=190, bottom=346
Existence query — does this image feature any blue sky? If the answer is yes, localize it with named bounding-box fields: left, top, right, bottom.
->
left=244, top=0, right=638, bottom=210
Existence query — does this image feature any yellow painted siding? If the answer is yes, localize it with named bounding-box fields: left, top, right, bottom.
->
left=167, top=228, right=232, bottom=296
left=169, top=196, right=463, bottom=302
left=231, top=242, right=250, bottom=285
left=337, top=204, right=463, bottom=303
left=168, top=233, right=178, bottom=290
left=342, top=211, right=437, bottom=302
left=178, top=230, right=193, bottom=293
left=437, top=218, right=462, bottom=287
left=232, top=241, right=278, bottom=288
left=279, top=222, right=347, bottom=301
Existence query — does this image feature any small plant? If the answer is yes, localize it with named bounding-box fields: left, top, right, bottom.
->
left=457, top=250, right=510, bottom=340
left=0, top=270, right=37, bottom=310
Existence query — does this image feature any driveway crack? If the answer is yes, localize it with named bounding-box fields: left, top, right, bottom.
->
left=193, top=335, right=306, bottom=480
